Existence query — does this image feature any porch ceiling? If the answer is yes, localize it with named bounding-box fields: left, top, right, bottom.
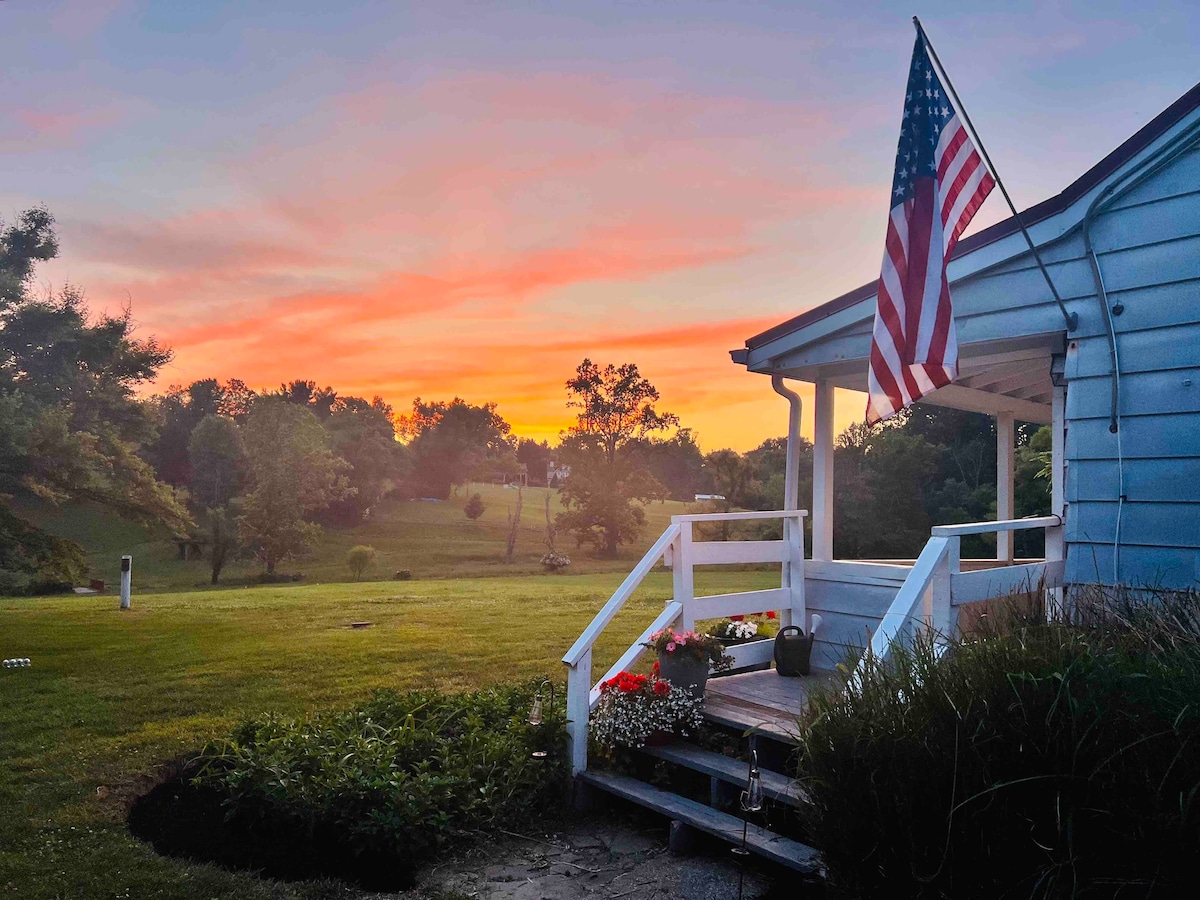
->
left=779, top=338, right=1057, bottom=424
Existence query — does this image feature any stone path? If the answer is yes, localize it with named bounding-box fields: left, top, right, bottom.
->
left=386, top=810, right=794, bottom=900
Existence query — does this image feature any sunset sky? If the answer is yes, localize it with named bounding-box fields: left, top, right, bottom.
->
left=3, top=1, right=1197, bottom=450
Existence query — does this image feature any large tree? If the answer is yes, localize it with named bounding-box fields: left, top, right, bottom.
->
left=0, top=208, right=188, bottom=589
left=558, top=360, right=675, bottom=557
left=237, top=399, right=351, bottom=574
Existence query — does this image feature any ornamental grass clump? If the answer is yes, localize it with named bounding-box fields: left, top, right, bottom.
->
left=142, top=679, right=567, bottom=889
left=589, top=670, right=704, bottom=750
left=795, top=589, right=1200, bottom=899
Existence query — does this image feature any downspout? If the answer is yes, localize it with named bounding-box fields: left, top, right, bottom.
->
left=771, top=374, right=802, bottom=511
left=1079, top=120, right=1200, bottom=584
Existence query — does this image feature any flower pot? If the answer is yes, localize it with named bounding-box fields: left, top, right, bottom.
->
left=644, top=729, right=675, bottom=747
left=657, top=652, right=710, bottom=699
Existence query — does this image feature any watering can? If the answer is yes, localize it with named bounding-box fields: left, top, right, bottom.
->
left=773, top=616, right=821, bottom=677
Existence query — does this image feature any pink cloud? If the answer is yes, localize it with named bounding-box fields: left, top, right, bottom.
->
left=59, top=69, right=875, bottom=449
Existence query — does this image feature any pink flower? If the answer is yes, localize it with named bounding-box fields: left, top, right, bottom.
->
left=676, top=636, right=687, bottom=646
left=666, top=642, right=677, bottom=652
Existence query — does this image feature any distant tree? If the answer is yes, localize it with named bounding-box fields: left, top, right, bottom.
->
left=346, top=544, right=377, bottom=581
left=558, top=360, right=675, bottom=558
left=149, top=378, right=256, bottom=484
left=0, top=207, right=189, bottom=588
left=397, top=397, right=514, bottom=499
left=237, top=399, right=351, bottom=574
left=463, top=493, right=486, bottom=521
left=219, top=378, right=257, bottom=420
left=274, top=379, right=338, bottom=419
left=187, top=415, right=246, bottom=509
left=629, top=428, right=708, bottom=501
left=323, top=395, right=405, bottom=525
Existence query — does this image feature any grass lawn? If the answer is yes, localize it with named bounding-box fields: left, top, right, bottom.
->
left=15, top=483, right=704, bottom=594
left=0, top=567, right=778, bottom=898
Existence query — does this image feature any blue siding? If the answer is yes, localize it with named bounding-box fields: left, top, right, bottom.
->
left=1060, top=147, right=1200, bottom=589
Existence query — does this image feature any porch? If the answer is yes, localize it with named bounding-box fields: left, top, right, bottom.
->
left=561, top=342, right=1068, bottom=865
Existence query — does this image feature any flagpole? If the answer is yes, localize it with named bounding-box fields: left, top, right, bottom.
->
left=913, top=16, right=1078, bottom=332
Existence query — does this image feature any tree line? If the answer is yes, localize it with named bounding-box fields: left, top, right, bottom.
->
left=0, top=206, right=1051, bottom=593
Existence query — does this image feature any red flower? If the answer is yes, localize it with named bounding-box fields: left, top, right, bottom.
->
left=653, top=681, right=670, bottom=696
left=730, top=614, right=744, bottom=622
left=652, top=660, right=660, bottom=675
left=766, top=610, right=777, bottom=619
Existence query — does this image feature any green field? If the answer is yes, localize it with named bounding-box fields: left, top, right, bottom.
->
left=0, top=568, right=778, bottom=898
left=16, top=483, right=701, bottom=594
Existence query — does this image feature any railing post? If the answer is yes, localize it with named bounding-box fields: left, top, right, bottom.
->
left=925, top=535, right=957, bottom=644
left=673, top=520, right=695, bottom=632
left=781, top=514, right=805, bottom=630
left=565, top=648, right=591, bottom=776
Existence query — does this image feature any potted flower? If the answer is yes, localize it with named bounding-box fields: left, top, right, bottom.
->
left=589, top=671, right=705, bottom=750
left=708, top=618, right=761, bottom=645
left=643, top=628, right=732, bottom=698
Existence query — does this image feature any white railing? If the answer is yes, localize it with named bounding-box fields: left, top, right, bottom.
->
left=562, top=509, right=807, bottom=775
left=857, top=515, right=1065, bottom=677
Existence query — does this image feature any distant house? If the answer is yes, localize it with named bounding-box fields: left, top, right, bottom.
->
left=693, top=494, right=726, bottom=502
left=547, top=460, right=571, bottom=485
left=561, top=83, right=1200, bottom=861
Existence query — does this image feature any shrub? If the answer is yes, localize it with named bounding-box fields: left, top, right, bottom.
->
left=345, top=544, right=377, bottom=581
left=463, top=493, right=486, bottom=521
left=796, top=596, right=1200, bottom=899
left=170, top=680, right=567, bottom=888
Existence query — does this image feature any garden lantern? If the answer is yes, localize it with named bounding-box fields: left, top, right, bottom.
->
left=528, top=679, right=554, bottom=759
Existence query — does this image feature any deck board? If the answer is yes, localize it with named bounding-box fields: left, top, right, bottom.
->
left=704, top=669, right=841, bottom=741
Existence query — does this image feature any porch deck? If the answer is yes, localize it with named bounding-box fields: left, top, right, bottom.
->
left=704, top=668, right=841, bottom=742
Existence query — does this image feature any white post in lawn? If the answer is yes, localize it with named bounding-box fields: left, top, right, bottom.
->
left=673, top=520, right=695, bottom=632
left=812, top=380, right=835, bottom=562
left=119, top=555, right=132, bottom=610
left=996, top=412, right=1015, bottom=562
left=565, top=648, right=591, bottom=775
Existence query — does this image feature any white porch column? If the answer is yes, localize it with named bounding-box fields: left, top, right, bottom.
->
left=1046, top=384, right=1067, bottom=617
left=812, top=380, right=835, bottom=561
left=996, top=411, right=1015, bottom=562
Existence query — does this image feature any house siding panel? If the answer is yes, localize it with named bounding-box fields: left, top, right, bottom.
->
left=1060, top=148, right=1200, bottom=589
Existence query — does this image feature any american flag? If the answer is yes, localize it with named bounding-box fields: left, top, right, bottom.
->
left=865, top=36, right=995, bottom=425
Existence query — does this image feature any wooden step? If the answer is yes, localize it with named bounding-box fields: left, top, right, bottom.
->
left=641, top=741, right=805, bottom=807
left=702, top=693, right=800, bottom=743
left=577, top=770, right=821, bottom=874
